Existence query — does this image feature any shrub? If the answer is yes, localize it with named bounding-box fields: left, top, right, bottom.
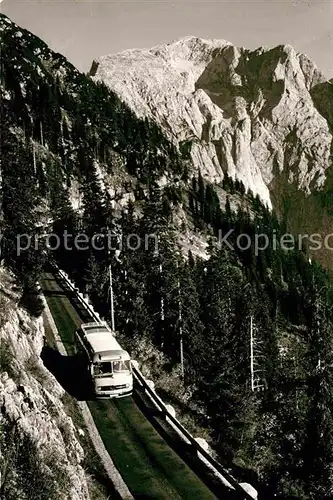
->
left=19, top=287, right=44, bottom=318
left=0, top=339, right=17, bottom=380
left=0, top=294, right=10, bottom=328
left=25, top=355, right=48, bottom=385
left=0, top=421, right=62, bottom=500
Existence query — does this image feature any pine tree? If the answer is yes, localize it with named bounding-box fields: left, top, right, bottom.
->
left=114, top=201, right=154, bottom=345
left=225, top=195, right=232, bottom=222
left=195, top=250, right=250, bottom=460
left=303, top=283, right=333, bottom=498
left=178, top=259, right=204, bottom=382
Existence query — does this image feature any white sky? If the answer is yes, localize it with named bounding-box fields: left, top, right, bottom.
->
left=2, top=0, right=333, bottom=78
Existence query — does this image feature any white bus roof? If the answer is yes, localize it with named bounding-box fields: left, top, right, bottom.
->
left=81, top=321, right=113, bottom=336
left=80, top=322, right=129, bottom=359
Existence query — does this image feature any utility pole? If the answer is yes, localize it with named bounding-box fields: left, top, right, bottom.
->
left=159, top=263, right=164, bottom=322
left=294, top=354, right=298, bottom=411
left=250, top=316, right=254, bottom=392
left=106, top=226, right=115, bottom=332
left=176, top=260, right=184, bottom=379
left=109, top=260, right=115, bottom=332
left=40, top=120, right=44, bottom=147
left=155, top=235, right=165, bottom=323
left=250, top=315, right=265, bottom=392
left=178, top=274, right=184, bottom=379
left=33, top=142, right=36, bottom=175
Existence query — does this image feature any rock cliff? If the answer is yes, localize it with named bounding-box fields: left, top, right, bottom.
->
left=90, top=37, right=333, bottom=209
left=0, top=268, right=90, bottom=500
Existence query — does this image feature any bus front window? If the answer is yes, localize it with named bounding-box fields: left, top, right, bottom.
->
left=93, top=362, right=112, bottom=377
left=112, top=360, right=131, bottom=373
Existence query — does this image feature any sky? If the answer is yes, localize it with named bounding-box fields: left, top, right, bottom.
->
left=1, top=0, right=333, bottom=78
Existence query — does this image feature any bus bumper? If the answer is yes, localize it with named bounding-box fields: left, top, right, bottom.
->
left=95, top=389, right=133, bottom=399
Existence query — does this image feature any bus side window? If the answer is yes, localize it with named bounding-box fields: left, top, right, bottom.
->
left=74, top=332, right=79, bottom=354
left=76, top=331, right=87, bottom=358
left=83, top=337, right=92, bottom=359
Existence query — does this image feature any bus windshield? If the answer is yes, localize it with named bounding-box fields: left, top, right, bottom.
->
left=93, top=360, right=131, bottom=377
left=93, top=362, right=112, bottom=377
left=112, top=360, right=131, bottom=373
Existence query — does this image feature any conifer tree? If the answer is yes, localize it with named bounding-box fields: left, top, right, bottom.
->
left=303, top=282, right=333, bottom=498
left=225, top=195, right=232, bottom=222
left=195, top=249, right=249, bottom=460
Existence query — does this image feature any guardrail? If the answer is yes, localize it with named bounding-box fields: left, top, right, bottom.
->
left=133, top=368, right=256, bottom=498
left=49, top=261, right=257, bottom=500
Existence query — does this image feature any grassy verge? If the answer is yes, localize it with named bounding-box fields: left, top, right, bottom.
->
left=61, top=393, right=116, bottom=500
left=42, top=274, right=81, bottom=354
left=90, top=397, right=216, bottom=500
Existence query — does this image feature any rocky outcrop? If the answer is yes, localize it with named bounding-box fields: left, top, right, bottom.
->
left=90, top=37, right=333, bottom=208
left=0, top=268, right=90, bottom=500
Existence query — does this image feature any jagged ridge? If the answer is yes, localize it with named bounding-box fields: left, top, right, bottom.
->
left=90, top=37, right=333, bottom=209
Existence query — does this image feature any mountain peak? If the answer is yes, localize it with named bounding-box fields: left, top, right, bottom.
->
left=90, top=37, right=332, bottom=208
left=155, top=34, right=233, bottom=50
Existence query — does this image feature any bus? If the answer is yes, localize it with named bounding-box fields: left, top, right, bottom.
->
left=75, top=321, right=133, bottom=398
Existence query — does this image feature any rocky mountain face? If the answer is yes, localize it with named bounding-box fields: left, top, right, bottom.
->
left=91, top=37, right=333, bottom=265
left=0, top=268, right=89, bottom=499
